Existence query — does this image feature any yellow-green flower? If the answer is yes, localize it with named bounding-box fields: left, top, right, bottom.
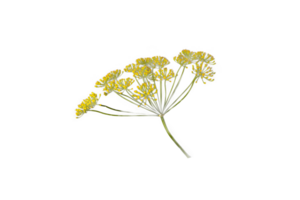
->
left=199, top=51, right=217, bottom=66
left=132, top=82, right=157, bottom=105
left=155, top=68, right=176, bottom=82
left=103, top=80, right=117, bottom=96
left=173, top=54, right=192, bottom=65
left=75, top=92, right=100, bottom=119
left=178, top=48, right=217, bottom=66
left=135, top=55, right=171, bottom=70
left=95, top=69, right=123, bottom=88
left=152, top=56, right=170, bottom=69
left=115, top=78, right=135, bottom=92
left=181, top=49, right=196, bottom=63
left=192, top=61, right=216, bottom=84
left=124, top=63, right=137, bottom=73
left=132, top=65, right=152, bottom=79
left=134, top=57, right=154, bottom=69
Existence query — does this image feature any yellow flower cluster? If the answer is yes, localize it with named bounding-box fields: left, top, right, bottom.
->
left=174, top=49, right=216, bottom=66
left=103, top=80, right=117, bottom=96
left=115, top=78, right=135, bottom=92
left=124, top=63, right=137, bottom=73
left=132, top=82, right=157, bottom=105
left=151, top=56, right=170, bottom=69
left=95, top=69, right=123, bottom=88
left=155, top=68, right=176, bottom=82
left=133, top=65, right=152, bottom=79
left=173, top=54, right=192, bottom=66
left=192, top=62, right=216, bottom=84
left=75, top=92, right=100, bottom=119
left=135, top=55, right=171, bottom=70
left=102, top=78, right=135, bottom=96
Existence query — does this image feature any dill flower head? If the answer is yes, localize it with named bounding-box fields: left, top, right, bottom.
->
left=115, top=78, right=135, bottom=92
left=192, top=61, right=216, bottom=84
left=124, top=63, right=137, bottom=73
left=151, top=56, right=170, bottom=69
left=75, top=92, right=100, bottom=119
left=173, top=54, right=192, bottom=66
left=95, top=69, right=123, bottom=88
left=103, top=80, right=117, bottom=96
left=195, top=51, right=217, bottom=66
left=179, top=48, right=217, bottom=66
left=136, top=57, right=156, bottom=69
left=131, top=65, right=155, bottom=82
left=155, top=68, right=176, bottom=82
left=181, top=49, right=196, bottom=63
left=135, top=55, right=171, bottom=70
left=132, top=82, right=157, bottom=105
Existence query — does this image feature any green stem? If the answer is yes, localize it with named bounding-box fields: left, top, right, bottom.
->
left=134, top=77, right=139, bottom=85
left=126, top=89, right=155, bottom=110
left=166, top=65, right=186, bottom=111
left=165, top=80, right=193, bottom=114
left=89, top=110, right=157, bottom=117
left=165, top=77, right=196, bottom=114
left=98, top=104, right=146, bottom=115
left=162, top=81, right=168, bottom=112
left=150, top=98, right=161, bottom=113
left=160, top=116, right=190, bottom=158
left=114, top=91, right=158, bottom=114
left=158, top=80, right=163, bottom=111
left=163, top=65, right=182, bottom=110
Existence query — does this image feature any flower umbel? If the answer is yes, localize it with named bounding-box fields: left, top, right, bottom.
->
left=95, top=69, right=123, bottom=88
left=155, top=68, right=176, bottom=82
left=135, top=55, right=171, bottom=70
left=192, top=61, right=216, bottom=84
left=74, top=48, right=218, bottom=159
left=75, top=92, right=100, bottom=119
left=178, top=48, right=217, bottom=66
left=173, top=54, right=192, bottom=66
left=124, top=63, right=137, bottom=73
left=152, top=56, right=170, bottom=69
left=132, top=82, right=157, bottom=105
left=115, top=78, right=135, bottom=92
left=131, top=65, right=155, bottom=82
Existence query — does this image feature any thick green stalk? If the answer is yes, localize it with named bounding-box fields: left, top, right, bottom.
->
left=166, top=65, right=186, bottom=110
left=160, top=116, right=190, bottom=158
left=165, top=77, right=197, bottom=114
left=158, top=80, right=163, bottom=111
left=114, top=91, right=158, bottom=114
left=89, top=110, right=157, bottom=117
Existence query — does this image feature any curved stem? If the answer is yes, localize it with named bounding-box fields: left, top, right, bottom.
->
left=160, top=116, right=190, bottom=158
left=89, top=110, right=157, bottom=117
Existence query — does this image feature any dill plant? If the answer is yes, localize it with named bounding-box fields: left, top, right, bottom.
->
left=75, top=49, right=216, bottom=158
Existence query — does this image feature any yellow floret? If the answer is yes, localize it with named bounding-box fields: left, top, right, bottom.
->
left=74, top=91, right=102, bottom=119
left=94, top=69, right=124, bottom=88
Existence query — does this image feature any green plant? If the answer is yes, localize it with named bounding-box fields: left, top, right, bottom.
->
left=75, top=49, right=216, bottom=158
